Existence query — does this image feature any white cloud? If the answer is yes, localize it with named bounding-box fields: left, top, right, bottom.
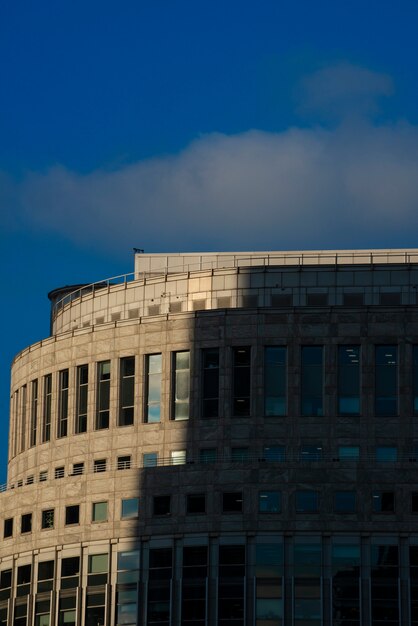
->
left=5, top=65, right=418, bottom=253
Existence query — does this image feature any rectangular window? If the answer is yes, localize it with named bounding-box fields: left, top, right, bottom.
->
left=88, top=553, right=108, bottom=586
left=58, top=369, right=69, bottom=438
left=338, top=345, right=360, bottom=415
left=172, top=351, right=190, bottom=420
left=20, top=384, right=27, bottom=452
left=371, top=546, right=399, bottom=625
left=3, top=518, right=13, bottom=538
left=218, top=545, right=245, bottom=625
left=92, top=502, right=108, bottom=522
left=182, top=546, right=208, bottom=626
left=259, top=491, right=281, bottom=513
left=186, top=494, right=206, bottom=514
left=72, top=462, right=84, bottom=475
left=119, top=357, right=135, bottom=426
left=145, top=354, right=162, bottom=423
left=334, top=491, right=356, bottom=512
left=94, top=458, right=106, bottom=473
left=39, top=470, right=48, bottom=482
left=372, top=491, right=395, bottom=513
left=199, top=448, right=217, bottom=464
left=232, top=347, right=251, bottom=416
left=61, top=557, right=80, bottom=590
left=21, top=513, right=32, bottom=533
left=41, top=509, right=54, bottom=529
left=143, top=452, right=158, bottom=467
left=55, top=466, right=64, bottom=479
left=117, top=455, right=131, bottom=470
left=171, top=450, right=186, bottom=465
left=121, top=498, right=139, bottom=519
left=332, top=544, right=360, bottom=626
left=231, top=447, right=249, bottom=462
left=412, top=492, right=418, bottom=513
left=116, top=550, right=139, bottom=626
left=264, top=346, right=286, bottom=416
left=263, top=445, right=285, bottom=461
left=255, top=544, right=283, bottom=626
left=202, top=348, right=219, bottom=418
left=0, top=569, right=12, bottom=601
left=37, top=561, right=54, bottom=593
left=153, top=495, right=171, bottom=516
left=414, top=346, right=418, bottom=415
left=148, top=548, right=172, bottom=626
left=338, top=445, right=360, bottom=461
left=42, top=374, right=52, bottom=442
left=375, top=446, right=398, bottom=462
left=65, top=505, right=80, bottom=525
left=76, top=364, right=88, bottom=433
left=300, top=444, right=323, bottom=462
left=295, top=490, right=319, bottom=513
left=17, top=564, right=31, bottom=597
left=35, top=599, right=51, bottom=626
left=301, top=346, right=323, bottom=416
left=222, top=492, right=243, bottom=513
left=96, top=361, right=111, bottom=429
left=375, top=345, right=398, bottom=416
left=30, top=379, right=38, bottom=447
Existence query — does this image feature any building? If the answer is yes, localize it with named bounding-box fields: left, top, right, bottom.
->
left=2, top=248, right=418, bottom=626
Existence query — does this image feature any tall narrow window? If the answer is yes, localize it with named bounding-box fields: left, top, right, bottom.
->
left=182, top=547, right=208, bottom=625
left=119, top=357, right=135, bottom=426
left=58, top=369, right=69, bottom=438
left=264, top=346, right=286, bottom=416
left=371, top=545, right=399, bottom=625
left=172, top=351, right=190, bottom=420
left=293, top=542, right=321, bottom=625
left=13, top=390, right=18, bottom=456
left=375, top=346, right=398, bottom=416
left=413, top=346, right=418, bottom=415
left=255, top=544, right=283, bottom=626
left=218, top=545, right=245, bottom=625
left=145, top=354, right=162, bottom=423
left=338, top=346, right=360, bottom=415
left=30, top=379, right=38, bottom=447
left=96, top=361, right=110, bottom=430
left=147, top=548, right=172, bottom=626
left=301, top=346, right=323, bottom=416
left=20, top=385, right=27, bottom=452
left=332, top=544, right=360, bottom=626
left=76, top=365, right=88, bottom=433
left=202, top=348, right=219, bottom=418
left=42, top=374, right=52, bottom=442
left=233, top=347, right=251, bottom=416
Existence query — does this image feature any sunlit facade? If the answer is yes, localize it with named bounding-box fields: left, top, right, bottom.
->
left=2, top=249, right=418, bottom=625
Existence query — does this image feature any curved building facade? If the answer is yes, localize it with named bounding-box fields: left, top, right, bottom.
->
left=2, top=249, right=418, bottom=625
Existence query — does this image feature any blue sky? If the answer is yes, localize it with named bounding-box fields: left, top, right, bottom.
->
left=1, top=0, right=418, bottom=483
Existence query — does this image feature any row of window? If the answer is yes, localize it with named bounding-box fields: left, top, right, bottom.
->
left=11, top=343, right=418, bottom=455
left=4, top=487, right=417, bottom=539
left=0, top=540, right=415, bottom=626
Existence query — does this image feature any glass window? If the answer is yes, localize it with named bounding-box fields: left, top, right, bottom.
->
left=30, top=379, right=38, bottom=447
left=20, top=385, right=27, bottom=452
left=41, top=509, right=54, bottom=529
left=414, top=346, right=418, bottom=415
left=75, top=364, right=88, bottom=433
left=231, top=447, right=249, bottom=462
left=375, top=346, right=398, bottom=416
left=232, top=347, right=251, bottom=416
left=296, top=491, right=319, bottom=513
left=338, top=346, right=360, bottom=415
left=218, top=545, right=245, bottom=624
left=411, top=492, right=418, bottom=513
left=222, top=492, right=243, bottom=513
left=301, top=346, right=323, bottom=416
left=264, top=346, right=286, bottom=416
left=42, top=374, right=52, bottom=442
left=143, top=452, right=158, bottom=467
left=93, top=458, right=106, bottom=473
left=119, top=357, right=135, bottom=426
left=338, top=445, right=360, bottom=460
left=186, top=493, right=206, bottom=514
left=121, top=498, right=139, bottom=519
left=171, top=450, right=186, bottom=465
left=65, top=505, right=80, bottom=525
left=58, top=369, right=69, bottom=438
left=172, top=351, right=190, bottom=420
left=145, top=354, right=162, bottom=423
left=202, top=348, right=219, bottom=418
left=372, top=491, right=395, bottom=513
left=88, top=554, right=108, bottom=586
left=148, top=548, right=172, bottom=625
left=182, top=546, right=208, bottom=625
left=263, top=445, right=285, bottom=461
left=61, top=557, right=79, bottom=590
left=199, top=448, right=217, bottom=464
left=3, top=518, right=13, bottom=538
left=117, top=455, right=131, bottom=469
left=55, top=466, right=65, bottom=479
left=259, top=491, right=281, bottom=513
left=96, top=361, right=111, bottom=429
left=92, top=502, right=108, bottom=522
left=300, top=444, right=323, bottom=462
left=375, top=446, right=398, bottom=462
left=17, top=564, right=31, bottom=596
left=72, top=462, right=84, bottom=475
left=37, top=561, right=54, bottom=593
left=21, top=513, right=32, bottom=533
left=153, top=495, right=171, bottom=516
left=334, top=491, right=356, bottom=512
